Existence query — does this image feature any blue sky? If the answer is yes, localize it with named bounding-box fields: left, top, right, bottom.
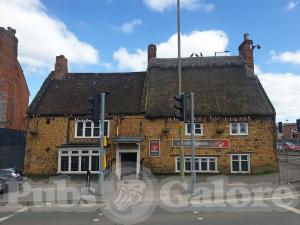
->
left=0, top=0, right=299, bottom=122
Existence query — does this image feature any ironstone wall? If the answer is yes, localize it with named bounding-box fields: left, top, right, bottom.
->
left=0, top=128, right=26, bottom=169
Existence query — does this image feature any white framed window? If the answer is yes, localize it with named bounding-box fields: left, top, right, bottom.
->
left=185, top=123, right=203, bottom=136
left=75, top=120, right=109, bottom=138
left=175, top=157, right=218, bottom=173
left=230, top=122, right=248, bottom=135
left=230, top=154, right=250, bottom=173
left=58, top=149, right=101, bottom=174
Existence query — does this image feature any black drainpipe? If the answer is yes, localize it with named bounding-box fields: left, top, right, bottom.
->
left=66, top=115, right=70, bottom=144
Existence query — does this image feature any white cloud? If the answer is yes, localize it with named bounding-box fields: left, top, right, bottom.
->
left=113, top=48, right=147, bottom=71
left=143, top=0, right=215, bottom=12
left=255, top=65, right=300, bottom=121
left=270, top=50, right=300, bottom=65
left=0, top=0, right=99, bottom=70
left=113, top=30, right=229, bottom=71
left=285, top=1, right=299, bottom=11
left=120, top=19, right=142, bottom=33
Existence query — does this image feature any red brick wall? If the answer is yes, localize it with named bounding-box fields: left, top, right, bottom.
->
left=283, top=123, right=299, bottom=139
left=0, top=27, right=29, bottom=131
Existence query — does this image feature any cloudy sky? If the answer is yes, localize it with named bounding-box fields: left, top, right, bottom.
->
left=0, top=0, right=299, bottom=122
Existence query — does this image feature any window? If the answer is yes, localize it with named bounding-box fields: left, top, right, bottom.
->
left=185, top=123, right=203, bottom=135
left=75, top=120, right=110, bottom=138
left=71, top=156, right=79, bottom=171
left=58, top=149, right=103, bottom=174
left=231, top=154, right=250, bottom=173
left=175, top=157, right=218, bottom=173
left=60, top=156, right=69, bottom=171
left=230, top=122, right=248, bottom=135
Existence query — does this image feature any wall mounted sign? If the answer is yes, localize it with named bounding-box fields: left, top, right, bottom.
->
left=149, top=139, right=160, bottom=157
left=172, top=139, right=230, bottom=148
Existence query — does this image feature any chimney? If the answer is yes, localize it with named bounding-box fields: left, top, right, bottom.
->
left=54, top=55, right=68, bottom=79
left=0, top=27, right=18, bottom=58
left=238, top=33, right=254, bottom=71
left=147, top=44, right=157, bottom=62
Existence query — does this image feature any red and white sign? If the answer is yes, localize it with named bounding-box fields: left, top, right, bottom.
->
left=149, top=139, right=160, bottom=157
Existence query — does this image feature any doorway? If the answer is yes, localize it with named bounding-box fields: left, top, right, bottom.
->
left=120, top=152, right=137, bottom=179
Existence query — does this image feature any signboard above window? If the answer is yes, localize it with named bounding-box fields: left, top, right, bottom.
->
left=172, top=139, right=230, bottom=148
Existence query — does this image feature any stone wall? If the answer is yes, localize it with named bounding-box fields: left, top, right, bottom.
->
left=25, top=115, right=277, bottom=175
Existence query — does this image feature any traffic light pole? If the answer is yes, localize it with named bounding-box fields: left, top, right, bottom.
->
left=190, top=93, right=196, bottom=193
left=99, top=93, right=105, bottom=195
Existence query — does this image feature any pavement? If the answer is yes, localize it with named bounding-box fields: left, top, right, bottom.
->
left=0, top=173, right=300, bottom=224
left=0, top=173, right=299, bottom=205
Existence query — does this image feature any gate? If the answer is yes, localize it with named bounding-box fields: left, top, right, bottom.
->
left=278, top=153, right=300, bottom=184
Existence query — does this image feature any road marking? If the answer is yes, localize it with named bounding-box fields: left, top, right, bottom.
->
left=0, top=207, right=29, bottom=223
left=193, top=211, right=199, bottom=214
left=0, top=215, right=14, bottom=223
left=93, top=218, right=99, bottom=222
left=197, top=217, right=204, bottom=220
left=278, top=205, right=300, bottom=215
left=99, top=213, right=103, bottom=216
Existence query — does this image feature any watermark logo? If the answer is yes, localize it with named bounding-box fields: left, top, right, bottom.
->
left=100, top=165, right=157, bottom=225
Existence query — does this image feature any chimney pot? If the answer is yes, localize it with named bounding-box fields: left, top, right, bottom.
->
left=244, top=33, right=250, bottom=41
left=54, top=55, right=68, bottom=79
left=147, top=44, right=157, bottom=62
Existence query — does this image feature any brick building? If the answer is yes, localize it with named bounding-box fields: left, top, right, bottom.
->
left=278, top=123, right=300, bottom=140
left=0, top=27, right=29, bottom=130
left=25, top=34, right=277, bottom=177
left=0, top=27, right=29, bottom=169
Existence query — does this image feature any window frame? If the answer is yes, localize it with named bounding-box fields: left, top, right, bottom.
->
left=58, top=148, right=102, bottom=174
left=230, top=122, right=249, bottom=136
left=175, top=157, right=218, bottom=173
left=185, top=123, right=204, bottom=136
left=75, top=119, right=110, bottom=138
left=230, top=154, right=251, bottom=174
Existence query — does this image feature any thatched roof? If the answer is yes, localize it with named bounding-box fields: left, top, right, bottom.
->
left=28, top=56, right=275, bottom=118
left=28, top=72, right=146, bottom=116
left=143, top=56, right=275, bottom=117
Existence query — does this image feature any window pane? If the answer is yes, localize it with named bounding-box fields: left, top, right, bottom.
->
left=91, top=156, right=99, bottom=171
left=61, top=156, right=69, bottom=171
left=94, top=127, right=100, bottom=137
left=81, top=156, right=89, bottom=171
left=176, top=158, right=180, bottom=171
left=231, top=123, right=238, bottom=134
left=241, top=161, right=249, bottom=172
left=195, top=160, right=200, bottom=171
left=85, top=128, right=92, bottom=137
left=209, top=160, right=216, bottom=171
left=232, top=155, right=239, bottom=160
left=195, top=124, right=202, bottom=134
left=186, top=124, right=192, bottom=134
left=201, top=159, right=208, bottom=171
left=232, top=161, right=239, bottom=172
left=71, top=156, right=79, bottom=171
left=94, top=121, right=100, bottom=128
left=241, top=155, right=248, bottom=160
left=240, top=123, right=247, bottom=134
left=77, top=122, right=83, bottom=136
left=86, top=121, right=92, bottom=127
left=185, top=159, right=191, bottom=171
left=104, top=121, right=109, bottom=136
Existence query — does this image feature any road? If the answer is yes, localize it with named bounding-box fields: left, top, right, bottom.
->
left=0, top=196, right=299, bottom=225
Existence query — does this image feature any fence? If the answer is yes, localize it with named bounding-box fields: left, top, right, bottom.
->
left=278, top=153, right=300, bottom=184
left=0, top=128, right=26, bottom=169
